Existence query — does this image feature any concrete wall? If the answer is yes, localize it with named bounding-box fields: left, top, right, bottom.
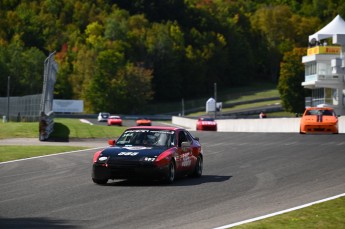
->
left=172, top=116, right=345, bottom=133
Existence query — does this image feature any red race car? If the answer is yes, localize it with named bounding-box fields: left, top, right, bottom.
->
left=107, top=115, right=122, bottom=126
left=136, top=118, right=152, bottom=126
left=196, top=117, right=217, bottom=131
left=92, top=126, right=203, bottom=184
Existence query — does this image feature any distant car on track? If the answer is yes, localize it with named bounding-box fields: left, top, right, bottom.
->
left=196, top=117, right=217, bottom=131
left=92, top=126, right=203, bottom=184
left=136, top=118, right=152, bottom=126
left=300, top=107, right=338, bottom=134
left=107, top=115, right=122, bottom=126
left=97, top=112, right=110, bottom=122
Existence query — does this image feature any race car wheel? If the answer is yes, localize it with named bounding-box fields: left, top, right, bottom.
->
left=164, top=160, right=176, bottom=184
left=191, top=156, right=203, bottom=177
left=92, top=178, right=108, bottom=185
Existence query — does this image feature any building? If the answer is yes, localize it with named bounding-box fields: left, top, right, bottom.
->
left=302, top=15, right=345, bottom=115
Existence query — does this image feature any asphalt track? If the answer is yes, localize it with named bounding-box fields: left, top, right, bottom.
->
left=1, top=131, right=345, bottom=229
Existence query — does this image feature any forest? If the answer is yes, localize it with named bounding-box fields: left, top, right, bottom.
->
left=0, top=0, right=345, bottom=114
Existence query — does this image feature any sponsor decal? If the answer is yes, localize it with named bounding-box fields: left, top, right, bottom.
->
left=118, top=152, right=139, bottom=156
left=181, top=152, right=191, bottom=167
left=123, top=146, right=150, bottom=150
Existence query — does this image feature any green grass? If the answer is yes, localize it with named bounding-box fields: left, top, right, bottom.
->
left=0, top=118, right=126, bottom=139
left=0, top=118, right=126, bottom=161
left=0, top=121, right=40, bottom=138
left=50, top=118, right=126, bottom=139
left=188, top=99, right=283, bottom=117
left=0, top=145, right=88, bottom=162
left=234, top=196, right=345, bottom=229
left=147, top=82, right=279, bottom=114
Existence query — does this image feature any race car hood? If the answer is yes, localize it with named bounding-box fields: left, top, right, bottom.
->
left=99, top=146, right=171, bottom=160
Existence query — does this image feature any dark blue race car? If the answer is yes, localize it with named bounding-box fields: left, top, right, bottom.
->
left=92, top=126, right=203, bottom=184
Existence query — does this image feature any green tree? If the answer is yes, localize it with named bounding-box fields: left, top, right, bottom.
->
left=85, top=48, right=125, bottom=113
left=145, top=21, right=185, bottom=101
left=278, top=47, right=308, bottom=113
left=112, top=63, right=154, bottom=113
left=0, top=40, right=45, bottom=96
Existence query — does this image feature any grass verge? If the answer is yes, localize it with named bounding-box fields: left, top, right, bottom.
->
left=0, top=145, right=88, bottom=162
left=0, top=118, right=126, bottom=139
left=0, top=118, right=126, bottom=162
left=233, top=196, right=345, bottom=229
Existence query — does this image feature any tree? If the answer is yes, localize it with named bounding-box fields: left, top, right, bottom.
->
left=0, top=40, right=45, bottom=96
left=145, top=21, right=185, bottom=101
left=113, top=63, right=154, bottom=113
left=278, top=47, right=308, bottom=114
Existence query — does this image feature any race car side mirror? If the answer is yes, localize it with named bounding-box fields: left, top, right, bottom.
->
left=194, top=137, right=199, bottom=141
left=108, top=139, right=116, bottom=146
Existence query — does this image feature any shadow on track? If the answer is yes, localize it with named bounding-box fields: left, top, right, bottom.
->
left=104, top=175, right=232, bottom=187
left=0, top=217, right=80, bottom=229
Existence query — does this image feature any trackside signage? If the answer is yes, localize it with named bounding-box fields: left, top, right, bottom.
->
left=53, top=99, right=84, bottom=113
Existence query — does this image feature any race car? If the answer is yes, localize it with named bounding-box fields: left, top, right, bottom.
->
left=136, top=118, right=152, bottom=126
left=107, top=115, right=122, bottom=126
left=97, top=112, right=110, bottom=122
left=300, top=107, right=338, bottom=134
left=196, top=117, right=217, bottom=131
left=92, top=126, right=203, bottom=184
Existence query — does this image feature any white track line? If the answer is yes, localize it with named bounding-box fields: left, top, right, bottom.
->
left=0, top=147, right=104, bottom=165
left=213, top=193, right=345, bottom=229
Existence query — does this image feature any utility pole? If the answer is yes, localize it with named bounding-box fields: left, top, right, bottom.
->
left=181, top=98, right=185, bottom=116
left=214, top=82, right=217, bottom=119
left=6, top=76, right=10, bottom=122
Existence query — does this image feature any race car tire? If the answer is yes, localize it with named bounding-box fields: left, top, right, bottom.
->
left=92, top=178, right=108, bottom=185
left=164, top=160, right=176, bottom=184
left=191, top=156, right=203, bottom=177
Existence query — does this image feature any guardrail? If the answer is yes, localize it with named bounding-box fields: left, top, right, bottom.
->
left=39, top=111, right=54, bottom=141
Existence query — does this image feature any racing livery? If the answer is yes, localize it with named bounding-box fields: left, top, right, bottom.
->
left=107, top=115, right=122, bottom=126
left=136, top=118, right=152, bottom=126
left=92, top=126, right=203, bottom=184
left=300, top=107, right=338, bottom=134
left=196, top=117, right=217, bottom=131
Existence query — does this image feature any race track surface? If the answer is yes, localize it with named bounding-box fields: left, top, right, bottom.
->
left=1, top=132, right=345, bottom=229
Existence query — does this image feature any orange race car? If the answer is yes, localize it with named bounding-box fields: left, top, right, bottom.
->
left=300, top=107, right=338, bottom=134
left=136, top=118, right=152, bottom=126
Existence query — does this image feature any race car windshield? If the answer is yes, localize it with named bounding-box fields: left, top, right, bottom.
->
left=306, top=109, right=334, bottom=116
left=116, top=130, right=176, bottom=147
left=201, top=118, right=214, bottom=121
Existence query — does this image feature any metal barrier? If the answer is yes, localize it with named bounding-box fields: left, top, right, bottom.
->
left=0, top=94, right=42, bottom=122
left=38, top=52, right=58, bottom=141
left=39, top=111, right=54, bottom=141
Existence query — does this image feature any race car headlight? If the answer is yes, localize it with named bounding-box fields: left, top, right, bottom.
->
left=98, top=156, right=108, bottom=162
left=142, top=157, right=156, bottom=162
